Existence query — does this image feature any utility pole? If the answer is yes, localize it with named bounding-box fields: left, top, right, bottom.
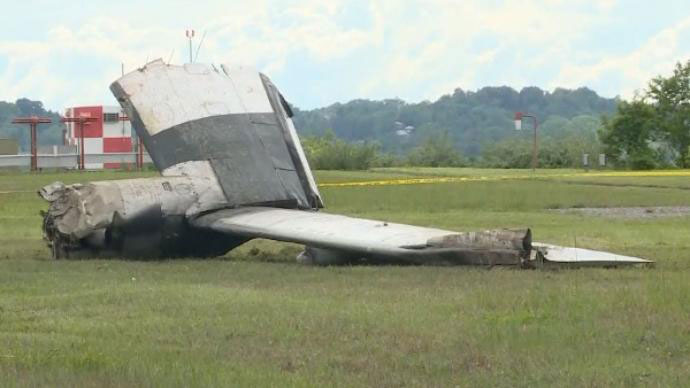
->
left=185, top=29, right=195, bottom=63
left=115, top=114, right=143, bottom=170
left=12, top=116, right=52, bottom=171
left=514, top=112, right=539, bottom=171
left=61, top=116, right=97, bottom=170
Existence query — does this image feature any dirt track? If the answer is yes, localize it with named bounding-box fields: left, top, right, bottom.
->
left=553, top=206, right=690, bottom=218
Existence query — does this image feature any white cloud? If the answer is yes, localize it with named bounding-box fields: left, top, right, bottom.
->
left=358, top=0, right=606, bottom=101
left=551, top=16, right=690, bottom=98
left=0, top=0, right=688, bottom=110
left=0, top=0, right=377, bottom=109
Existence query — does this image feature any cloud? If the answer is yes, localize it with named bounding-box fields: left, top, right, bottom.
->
left=551, top=16, right=690, bottom=98
left=0, top=0, right=688, bottom=110
left=0, top=0, right=381, bottom=109
left=357, top=0, right=606, bottom=101
left=0, top=17, right=180, bottom=110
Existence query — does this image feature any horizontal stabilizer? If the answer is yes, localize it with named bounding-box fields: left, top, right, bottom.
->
left=532, top=243, right=653, bottom=267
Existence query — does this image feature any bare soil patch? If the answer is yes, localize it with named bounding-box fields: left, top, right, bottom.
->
left=553, top=206, right=690, bottom=218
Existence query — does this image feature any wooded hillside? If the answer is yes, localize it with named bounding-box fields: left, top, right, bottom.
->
left=293, top=86, right=617, bottom=157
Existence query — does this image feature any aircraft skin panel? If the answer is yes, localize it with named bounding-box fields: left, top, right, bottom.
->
left=193, top=206, right=454, bottom=255
left=285, top=116, right=321, bottom=202
left=114, top=60, right=273, bottom=136
left=192, top=207, right=652, bottom=267
left=532, top=243, right=652, bottom=265
left=259, top=74, right=323, bottom=207
left=220, top=64, right=276, bottom=116
left=111, top=60, right=323, bottom=209
left=191, top=207, right=529, bottom=265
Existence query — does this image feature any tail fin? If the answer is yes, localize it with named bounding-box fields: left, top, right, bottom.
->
left=110, top=60, right=322, bottom=209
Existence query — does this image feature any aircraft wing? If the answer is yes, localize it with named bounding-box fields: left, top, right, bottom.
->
left=191, top=206, right=535, bottom=266
left=192, top=207, right=652, bottom=267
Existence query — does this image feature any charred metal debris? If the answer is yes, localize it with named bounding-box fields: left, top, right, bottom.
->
left=39, top=60, right=652, bottom=268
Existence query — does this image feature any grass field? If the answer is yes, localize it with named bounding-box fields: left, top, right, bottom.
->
left=1, top=168, right=689, bottom=386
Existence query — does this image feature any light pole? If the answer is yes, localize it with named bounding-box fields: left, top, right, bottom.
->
left=186, top=29, right=195, bottom=63
left=12, top=116, right=52, bottom=171
left=61, top=116, right=97, bottom=170
left=514, top=112, right=539, bottom=171
left=115, top=114, right=143, bottom=170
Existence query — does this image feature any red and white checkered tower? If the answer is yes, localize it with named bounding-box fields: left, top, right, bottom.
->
left=63, top=105, right=133, bottom=169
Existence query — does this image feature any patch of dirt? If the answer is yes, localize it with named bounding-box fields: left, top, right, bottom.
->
left=552, top=206, right=690, bottom=218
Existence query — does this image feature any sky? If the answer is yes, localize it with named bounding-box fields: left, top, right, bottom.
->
left=1, top=0, right=689, bottom=112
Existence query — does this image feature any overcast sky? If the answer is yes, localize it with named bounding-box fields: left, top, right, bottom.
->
left=1, top=0, right=689, bottom=111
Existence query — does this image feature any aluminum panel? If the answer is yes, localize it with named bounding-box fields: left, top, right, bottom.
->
left=114, top=60, right=273, bottom=136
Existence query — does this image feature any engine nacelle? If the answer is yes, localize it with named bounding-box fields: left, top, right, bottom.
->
left=39, top=177, right=244, bottom=259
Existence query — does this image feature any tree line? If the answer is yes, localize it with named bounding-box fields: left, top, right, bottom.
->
left=296, top=61, right=690, bottom=170
left=295, top=86, right=612, bottom=169
left=300, top=127, right=599, bottom=170
left=2, top=61, right=687, bottom=170
left=0, top=99, right=64, bottom=151
left=293, top=85, right=616, bottom=160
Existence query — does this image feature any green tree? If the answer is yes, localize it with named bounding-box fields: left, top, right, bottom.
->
left=599, top=99, right=658, bottom=168
left=406, top=132, right=464, bottom=167
left=0, top=98, right=65, bottom=151
left=481, top=137, right=580, bottom=169
left=648, top=60, right=690, bottom=167
left=301, top=130, right=380, bottom=170
left=292, top=86, right=617, bottom=158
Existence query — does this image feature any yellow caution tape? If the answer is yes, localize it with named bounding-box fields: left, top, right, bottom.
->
left=318, top=170, right=690, bottom=188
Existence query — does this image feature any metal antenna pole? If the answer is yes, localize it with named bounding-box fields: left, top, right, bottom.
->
left=532, top=116, right=538, bottom=171
left=116, top=114, right=140, bottom=170
left=186, top=29, right=195, bottom=63
left=61, top=116, right=96, bottom=170
left=30, top=122, right=37, bottom=170
left=513, top=112, right=539, bottom=171
left=194, top=30, right=206, bottom=62
left=79, top=120, right=85, bottom=170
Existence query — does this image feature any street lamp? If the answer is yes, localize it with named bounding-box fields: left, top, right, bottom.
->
left=513, top=112, right=539, bottom=171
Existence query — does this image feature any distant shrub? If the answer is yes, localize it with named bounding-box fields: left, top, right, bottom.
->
left=628, top=151, right=658, bottom=170
left=480, top=137, right=599, bottom=169
left=406, top=132, right=465, bottom=167
left=302, top=130, right=380, bottom=170
left=372, top=152, right=403, bottom=168
left=480, top=138, right=532, bottom=168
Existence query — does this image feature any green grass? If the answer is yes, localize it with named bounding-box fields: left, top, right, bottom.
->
left=1, top=168, right=689, bottom=386
left=552, top=175, right=690, bottom=190
left=369, top=166, right=583, bottom=177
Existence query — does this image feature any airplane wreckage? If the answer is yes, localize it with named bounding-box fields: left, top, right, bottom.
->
left=39, top=60, right=651, bottom=268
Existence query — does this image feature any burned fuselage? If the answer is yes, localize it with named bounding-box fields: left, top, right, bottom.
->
left=41, top=60, right=321, bottom=259
left=40, top=163, right=245, bottom=258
